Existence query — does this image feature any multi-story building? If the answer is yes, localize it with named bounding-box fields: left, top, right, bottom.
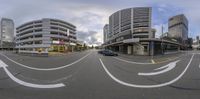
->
left=103, top=24, right=109, bottom=43
left=16, top=18, right=77, bottom=54
left=104, top=7, right=181, bottom=55
left=0, top=18, right=15, bottom=49
left=105, top=7, right=153, bottom=55
left=168, top=14, right=188, bottom=46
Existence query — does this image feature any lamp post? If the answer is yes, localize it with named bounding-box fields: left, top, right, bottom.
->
left=161, top=25, right=164, bottom=55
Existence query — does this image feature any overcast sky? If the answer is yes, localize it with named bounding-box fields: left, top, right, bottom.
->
left=0, top=0, right=199, bottom=46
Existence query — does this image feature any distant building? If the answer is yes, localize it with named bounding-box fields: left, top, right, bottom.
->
left=192, top=36, right=200, bottom=50
left=187, top=38, right=193, bottom=49
left=16, top=18, right=77, bottom=53
left=0, top=18, right=15, bottom=49
left=197, top=36, right=199, bottom=43
left=103, top=24, right=109, bottom=43
left=151, top=28, right=156, bottom=38
left=168, top=14, right=188, bottom=45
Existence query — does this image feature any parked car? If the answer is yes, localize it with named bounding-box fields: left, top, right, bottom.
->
left=98, top=49, right=107, bottom=54
left=102, top=50, right=118, bottom=56
left=98, top=50, right=105, bottom=54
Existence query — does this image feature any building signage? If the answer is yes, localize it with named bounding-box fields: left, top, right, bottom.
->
left=52, top=41, right=65, bottom=45
left=123, top=38, right=140, bottom=43
left=52, top=41, right=60, bottom=44
left=70, top=43, right=76, bottom=46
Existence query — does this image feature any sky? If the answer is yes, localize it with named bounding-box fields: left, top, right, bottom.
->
left=0, top=0, right=200, bottom=46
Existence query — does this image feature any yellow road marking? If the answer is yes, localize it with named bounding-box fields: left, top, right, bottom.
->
left=154, top=56, right=179, bottom=64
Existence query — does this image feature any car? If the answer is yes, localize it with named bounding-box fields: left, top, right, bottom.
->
left=98, top=49, right=108, bottom=54
left=102, top=50, right=118, bottom=56
left=98, top=50, right=104, bottom=54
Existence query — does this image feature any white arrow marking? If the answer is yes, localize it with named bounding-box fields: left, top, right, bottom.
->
left=0, top=60, right=65, bottom=88
left=0, top=52, right=91, bottom=71
left=138, top=60, right=180, bottom=76
left=99, top=54, right=194, bottom=88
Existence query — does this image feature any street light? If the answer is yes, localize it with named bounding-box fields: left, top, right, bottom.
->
left=161, top=25, right=164, bottom=55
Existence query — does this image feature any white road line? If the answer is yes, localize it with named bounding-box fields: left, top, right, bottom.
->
left=0, top=60, right=65, bottom=88
left=99, top=54, right=194, bottom=88
left=0, top=52, right=91, bottom=71
left=138, top=60, right=180, bottom=76
left=114, top=54, right=184, bottom=65
left=19, top=74, right=72, bottom=83
left=199, top=63, right=200, bottom=69
left=113, top=57, right=153, bottom=65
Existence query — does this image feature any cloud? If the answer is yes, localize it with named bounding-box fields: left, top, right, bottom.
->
left=77, top=31, right=102, bottom=46
left=153, top=23, right=168, bottom=38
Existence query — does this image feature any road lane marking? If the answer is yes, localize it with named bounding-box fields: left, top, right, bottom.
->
left=0, top=60, right=65, bottom=88
left=0, top=52, right=92, bottom=71
left=138, top=60, right=180, bottom=76
left=151, top=59, right=155, bottom=64
left=99, top=54, right=194, bottom=88
left=113, top=57, right=153, bottom=65
left=155, top=56, right=179, bottom=64
left=114, top=54, right=184, bottom=65
left=19, top=74, right=72, bottom=83
left=199, top=63, right=200, bottom=69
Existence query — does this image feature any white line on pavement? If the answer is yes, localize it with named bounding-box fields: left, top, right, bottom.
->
left=0, top=52, right=92, bottom=71
left=0, top=60, right=65, bottom=88
left=138, top=60, right=180, bottom=76
left=19, top=74, right=72, bottom=83
left=113, top=57, right=153, bottom=65
left=113, top=54, right=184, bottom=65
left=99, top=54, right=194, bottom=88
left=199, top=63, right=200, bottom=69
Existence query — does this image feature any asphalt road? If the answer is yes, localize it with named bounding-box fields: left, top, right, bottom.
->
left=0, top=50, right=200, bottom=99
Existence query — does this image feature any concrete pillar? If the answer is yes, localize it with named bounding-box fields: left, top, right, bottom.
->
left=45, top=48, right=48, bottom=53
left=71, top=46, right=74, bottom=52
left=149, top=41, right=154, bottom=56
left=127, top=46, right=132, bottom=55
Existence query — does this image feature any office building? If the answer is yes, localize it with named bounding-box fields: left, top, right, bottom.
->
left=104, top=7, right=181, bottom=55
left=105, top=7, right=152, bottom=55
left=168, top=14, right=188, bottom=45
left=0, top=18, right=15, bottom=49
left=103, top=24, right=109, bottom=43
left=16, top=18, right=77, bottom=54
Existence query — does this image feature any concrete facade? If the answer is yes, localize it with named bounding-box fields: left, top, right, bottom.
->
left=104, top=7, right=153, bottom=55
left=0, top=18, right=15, bottom=49
left=168, top=14, right=188, bottom=45
left=104, top=7, right=181, bottom=56
left=16, top=18, right=77, bottom=53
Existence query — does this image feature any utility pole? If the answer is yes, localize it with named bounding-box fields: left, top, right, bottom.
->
left=161, top=25, right=164, bottom=55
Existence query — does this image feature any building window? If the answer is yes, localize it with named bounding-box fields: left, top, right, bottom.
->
left=35, top=40, right=42, bottom=44
left=35, top=29, right=42, bottom=32
left=35, top=35, right=42, bottom=38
